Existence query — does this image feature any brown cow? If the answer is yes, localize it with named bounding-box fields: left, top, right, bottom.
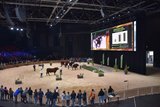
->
left=46, top=67, right=59, bottom=76
left=61, top=60, right=69, bottom=67
left=72, top=64, right=79, bottom=70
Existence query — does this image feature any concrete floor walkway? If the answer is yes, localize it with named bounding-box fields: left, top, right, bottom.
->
left=1, top=94, right=160, bottom=107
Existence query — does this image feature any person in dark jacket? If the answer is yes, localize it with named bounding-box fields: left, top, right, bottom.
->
left=51, top=90, right=59, bottom=107
left=19, top=87, right=23, bottom=102
left=98, top=89, right=104, bottom=105
left=71, top=90, right=76, bottom=107
left=8, top=88, right=14, bottom=101
left=108, top=86, right=116, bottom=102
left=45, top=89, right=52, bottom=106
left=38, top=88, right=44, bottom=106
left=108, top=86, right=115, bottom=96
left=82, top=90, right=87, bottom=106
left=33, top=64, right=36, bottom=71
left=77, top=90, right=82, bottom=107
left=4, top=87, right=8, bottom=100
left=34, top=89, right=38, bottom=105
left=28, top=87, right=33, bottom=103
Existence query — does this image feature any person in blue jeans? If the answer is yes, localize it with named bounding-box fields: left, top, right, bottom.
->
left=98, top=89, right=104, bottom=105
left=61, top=91, right=66, bottom=107
left=71, top=90, right=76, bottom=107
left=66, top=92, right=71, bottom=107
left=45, top=89, right=52, bottom=106
left=51, top=90, right=59, bottom=107
left=28, top=87, right=33, bottom=103
left=38, top=88, right=44, bottom=106
left=34, top=89, right=38, bottom=105
left=77, top=90, right=82, bottom=107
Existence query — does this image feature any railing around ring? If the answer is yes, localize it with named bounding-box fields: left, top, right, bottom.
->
left=111, top=85, right=160, bottom=102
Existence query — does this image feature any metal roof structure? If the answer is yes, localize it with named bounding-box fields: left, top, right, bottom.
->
left=0, top=0, right=160, bottom=26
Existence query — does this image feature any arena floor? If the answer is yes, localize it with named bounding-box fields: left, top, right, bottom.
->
left=0, top=63, right=160, bottom=96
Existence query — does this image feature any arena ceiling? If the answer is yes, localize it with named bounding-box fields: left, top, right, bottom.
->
left=0, top=0, right=160, bottom=27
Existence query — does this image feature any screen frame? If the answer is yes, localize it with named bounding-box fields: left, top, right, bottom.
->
left=91, top=21, right=137, bottom=52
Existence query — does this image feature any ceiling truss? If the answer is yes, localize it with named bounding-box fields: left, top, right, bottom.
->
left=0, top=0, right=160, bottom=26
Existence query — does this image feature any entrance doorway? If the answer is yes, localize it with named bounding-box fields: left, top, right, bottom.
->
left=146, top=51, right=154, bottom=67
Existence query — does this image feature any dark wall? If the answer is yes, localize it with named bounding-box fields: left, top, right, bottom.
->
left=28, top=23, right=56, bottom=50
left=27, top=23, right=91, bottom=58
left=0, top=26, right=28, bottom=49
left=0, top=22, right=91, bottom=58
left=60, top=23, right=91, bottom=58
left=92, top=12, right=146, bottom=74
left=145, top=12, right=160, bottom=68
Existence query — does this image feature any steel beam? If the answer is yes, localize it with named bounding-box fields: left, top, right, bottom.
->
left=47, top=0, right=61, bottom=24
left=92, top=1, right=146, bottom=24
left=50, top=0, right=79, bottom=26
left=0, top=1, right=100, bottom=11
left=41, top=0, right=122, bottom=9
left=11, top=17, right=93, bottom=24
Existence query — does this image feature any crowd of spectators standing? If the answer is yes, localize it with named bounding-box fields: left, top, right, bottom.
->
left=0, top=85, right=116, bottom=107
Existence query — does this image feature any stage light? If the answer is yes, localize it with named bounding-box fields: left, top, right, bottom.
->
left=63, top=9, right=66, bottom=13
left=69, top=0, right=72, bottom=2
left=50, top=24, right=53, bottom=27
left=20, top=28, right=23, bottom=31
left=118, top=14, right=121, bottom=17
left=10, top=27, right=14, bottom=30
left=112, top=16, right=115, bottom=19
left=16, top=28, right=19, bottom=31
left=56, top=16, right=59, bottom=18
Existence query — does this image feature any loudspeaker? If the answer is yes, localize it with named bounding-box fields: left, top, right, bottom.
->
left=4, top=6, right=14, bottom=26
left=15, top=7, right=26, bottom=22
left=100, top=8, right=105, bottom=17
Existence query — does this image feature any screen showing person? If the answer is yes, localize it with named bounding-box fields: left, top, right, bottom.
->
left=91, top=21, right=136, bottom=51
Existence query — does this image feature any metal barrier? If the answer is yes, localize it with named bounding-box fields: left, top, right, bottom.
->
left=2, top=85, right=160, bottom=106
left=111, top=85, right=160, bottom=102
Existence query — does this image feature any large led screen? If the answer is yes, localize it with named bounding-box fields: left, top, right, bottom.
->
left=91, top=21, right=136, bottom=51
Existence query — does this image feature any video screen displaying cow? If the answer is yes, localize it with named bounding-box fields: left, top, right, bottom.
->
left=91, top=21, right=136, bottom=51
left=91, top=29, right=109, bottom=50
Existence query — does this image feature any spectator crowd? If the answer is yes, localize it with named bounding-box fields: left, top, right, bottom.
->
left=0, top=85, right=117, bottom=107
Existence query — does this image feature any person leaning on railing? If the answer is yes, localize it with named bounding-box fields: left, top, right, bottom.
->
left=89, top=89, right=95, bottom=105
left=103, top=88, right=108, bottom=103
left=107, top=86, right=120, bottom=102
left=98, top=89, right=105, bottom=105
left=108, top=86, right=115, bottom=102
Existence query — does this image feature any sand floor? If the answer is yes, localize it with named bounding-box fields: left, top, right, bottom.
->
left=0, top=63, right=160, bottom=96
